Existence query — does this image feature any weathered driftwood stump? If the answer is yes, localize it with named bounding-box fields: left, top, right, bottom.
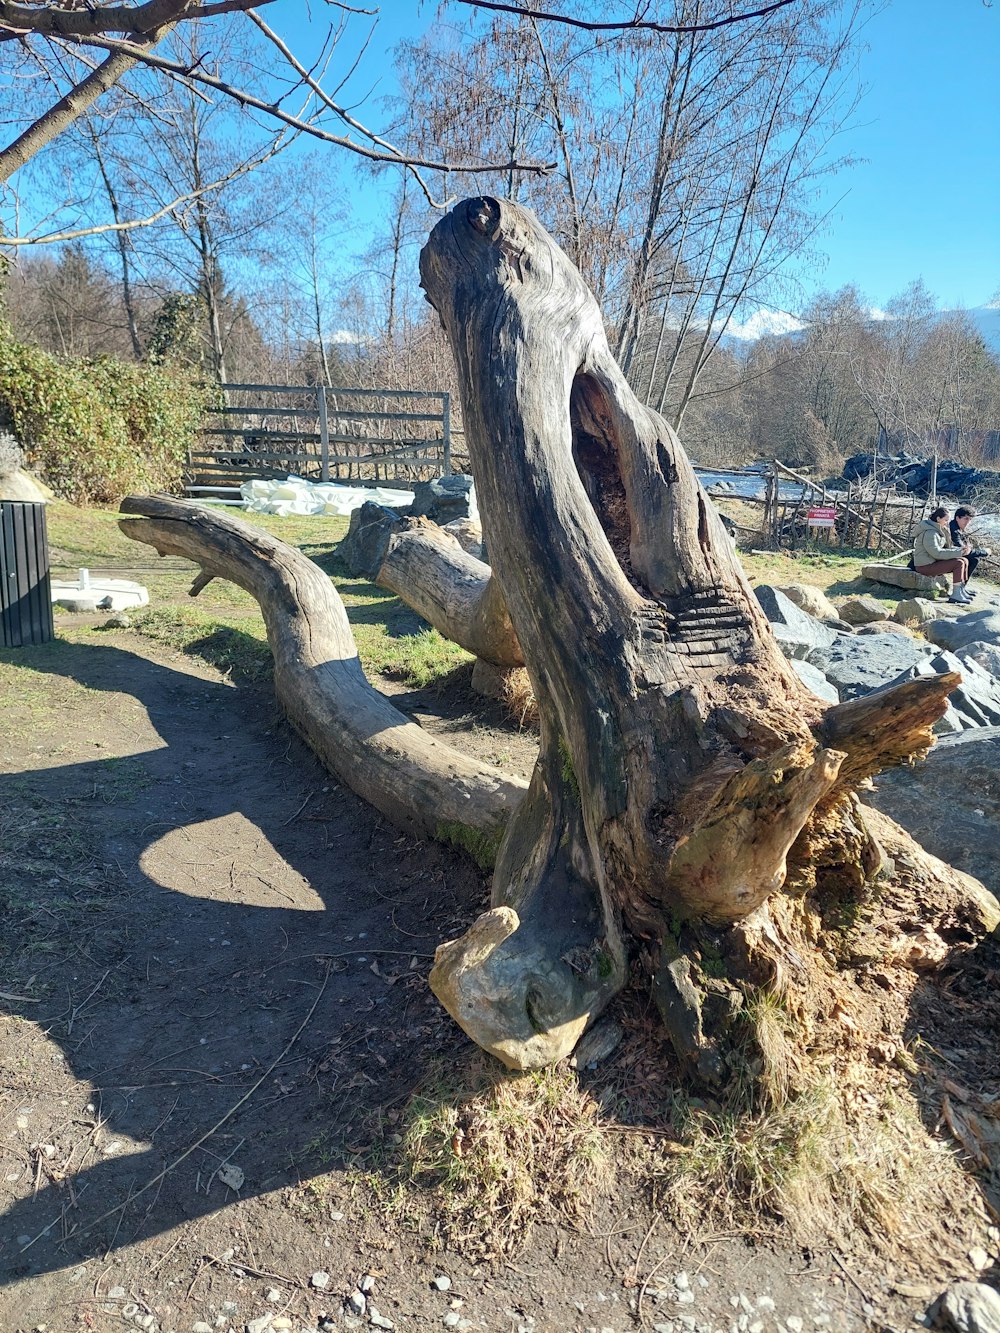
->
left=414, top=197, right=996, bottom=1072
left=120, top=197, right=998, bottom=1083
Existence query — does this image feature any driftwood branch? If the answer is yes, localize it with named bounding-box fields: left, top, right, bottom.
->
left=376, top=520, right=523, bottom=668
left=119, top=495, right=526, bottom=856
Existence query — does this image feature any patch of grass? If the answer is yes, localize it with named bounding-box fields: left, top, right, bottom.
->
left=47, top=501, right=470, bottom=689
left=652, top=1076, right=958, bottom=1251
left=352, top=1057, right=611, bottom=1261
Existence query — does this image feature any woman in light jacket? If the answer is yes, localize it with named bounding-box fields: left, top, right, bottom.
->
left=912, top=506, right=972, bottom=604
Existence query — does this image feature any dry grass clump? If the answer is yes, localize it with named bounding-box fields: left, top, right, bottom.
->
left=649, top=1057, right=974, bottom=1267
left=498, top=665, right=538, bottom=727
left=377, top=1057, right=611, bottom=1260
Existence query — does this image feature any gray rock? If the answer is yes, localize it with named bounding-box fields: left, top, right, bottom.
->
left=345, top=1291, right=366, bottom=1316
left=409, top=474, right=477, bottom=525
left=368, top=1310, right=394, bottom=1331
left=893, top=597, right=940, bottom=627
left=886, top=650, right=1000, bottom=731
left=854, top=620, right=914, bottom=636
left=337, top=502, right=404, bottom=579
left=807, top=632, right=930, bottom=700
left=958, top=640, right=1000, bottom=678
left=191, top=1324, right=214, bottom=1333
left=775, top=583, right=839, bottom=620
left=573, top=1017, right=624, bottom=1067
left=867, top=728, right=1000, bottom=896
left=754, top=586, right=836, bottom=661
left=837, top=594, right=890, bottom=625
left=933, top=1280, right=1000, bottom=1333
left=862, top=562, right=949, bottom=595
left=310, top=1272, right=331, bottom=1291
left=927, top=610, right=1000, bottom=654
left=442, top=517, right=484, bottom=559
left=431, top=1275, right=452, bottom=1293
left=108, top=1287, right=127, bottom=1300
left=360, top=1275, right=376, bottom=1295
left=790, top=658, right=839, bottom=704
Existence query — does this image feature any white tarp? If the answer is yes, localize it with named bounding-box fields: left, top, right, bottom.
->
left=240, top=474, right=414, bottom=517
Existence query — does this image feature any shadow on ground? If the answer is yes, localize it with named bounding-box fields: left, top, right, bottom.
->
left=0, top=636, right=488, bottom=1286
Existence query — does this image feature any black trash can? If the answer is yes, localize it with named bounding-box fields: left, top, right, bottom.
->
left=1, top=501, right=55, bottom=647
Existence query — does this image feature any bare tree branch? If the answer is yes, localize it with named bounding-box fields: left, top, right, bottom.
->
left=26, top=27, right=557, bottom=178
left=0, top=0, right=276, bottom=41
left=1, top=133, right=290, bottom=244
left=0, top=39, right=157, bottom=183
left=454, top=0, right=798, bottom=35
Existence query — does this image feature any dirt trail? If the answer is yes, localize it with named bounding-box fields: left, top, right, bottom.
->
left=0, top=627, right=993, bottom=1333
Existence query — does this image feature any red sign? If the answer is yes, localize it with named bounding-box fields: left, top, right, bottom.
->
left=807, top=506, right=837, bottom=528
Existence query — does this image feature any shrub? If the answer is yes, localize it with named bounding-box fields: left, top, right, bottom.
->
left=0, top=322, right=208, bottom=504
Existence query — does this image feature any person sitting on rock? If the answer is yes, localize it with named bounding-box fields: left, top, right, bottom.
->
left=912, top=506, right=973, bottom=604
left=949, top=506, right=991, bottom=588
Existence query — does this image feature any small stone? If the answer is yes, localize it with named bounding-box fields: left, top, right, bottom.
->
left=654, top=1324, right=675, bottom=1333
left=329, top=1211, right=345, bottom=1222
left=221, top=1304, right=238, bottom=1317
left=433, top=1276, right=453, bottom=1293
left=311, top=1272, right=331, bottom=1291
left=265, top=1289, right=282, bottom=1303
left=369, top=1311, right=394, bottom=1331
left=108, top=1287, right=127, bottom=1300
left=136, top=1318, right=156, bottom=1330
left=443, top=1316, right=461, bottom=1328
left=122, top=1308, right=140, bottom=1321
left=675, top=1273, right=690, bottom=1291
left=969, top=1247, right=991, bottom=1272
left=346, top=1292, right=366, bottom=1317
left=787, top=1319, right=804, bottom=1333
left=756, top=1299, right=775, bottom=1313
left=271, top=1322, right=293, bottom=1331
left=246, top=1316, right=275, bottom=1333
left=191, top=1324, right=213, bottom=1333
left=17, top=1235, right=31, bottom=1246
left=360, top=1275, right=376, bottom=1294
left=677, top=1291, right=695, bottom=1306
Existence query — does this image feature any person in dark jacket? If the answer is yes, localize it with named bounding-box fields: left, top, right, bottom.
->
left=950, top=506, right=991, bottom=587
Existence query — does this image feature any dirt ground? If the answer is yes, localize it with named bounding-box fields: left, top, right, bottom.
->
left=1, top=620, right=998, bottom=1333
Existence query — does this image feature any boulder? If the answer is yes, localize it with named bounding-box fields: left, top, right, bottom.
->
left=867, top=731, right=1000, bottom=899
left=0, top=469, right=50, bottom=502
left=929, top=1278, right=1000, bottom=1333
left=862, top=562, right=949, bottom=595
left=884, top=648, right=1000, bottom=733
left=836, top=594, right=891, bottom=625
left=442, top=516, right=484, bottom=559
left=892, top=596, right=940, bottom=627
left=337, top=501, right=404, bottom=579
left=775, top=583, right=839, bottom=621
left=807, top=632, right=931, bottom=701
left=957, top=640, right=1000, bottom=679
left=790, top=658, right=839, bottom=705
left=753, top=586, right=835, bottom=661
left=926, top=609, right=1000, bottom=654
left=855, top=620, right=913, bottom=637
left=409, top=474, right=478, bottom=525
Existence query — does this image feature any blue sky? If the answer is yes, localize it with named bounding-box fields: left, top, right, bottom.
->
left=299, top=0, right=998, bottom=316
left=803, top=0, right=999, bottom=310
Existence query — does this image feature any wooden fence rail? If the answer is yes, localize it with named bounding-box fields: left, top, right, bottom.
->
left=186, top=382, right=453, bottom=500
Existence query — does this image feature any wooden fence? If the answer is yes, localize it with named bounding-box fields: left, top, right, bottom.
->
left=185, top=383, right=452, bottom=500
left=703, top=459, right=928, bottom=553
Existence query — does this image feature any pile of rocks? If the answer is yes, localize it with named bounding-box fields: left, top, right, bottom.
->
left=839, top=452, right=1000, bottom=498
left=759, top=582, right=1000, bottom=895
left=338, top=477, right=484, bottom=579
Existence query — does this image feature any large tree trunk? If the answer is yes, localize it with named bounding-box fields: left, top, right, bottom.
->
left=415, top=197, right=998, bottom=1073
